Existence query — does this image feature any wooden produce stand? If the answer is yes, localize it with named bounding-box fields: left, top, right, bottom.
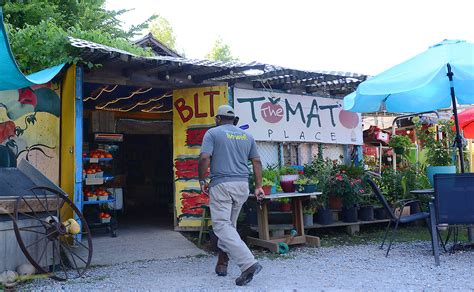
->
left=247, top=192, right=321, bottom=253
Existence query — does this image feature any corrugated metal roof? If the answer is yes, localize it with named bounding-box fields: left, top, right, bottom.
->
left=69, top=37, right=367, bottom=92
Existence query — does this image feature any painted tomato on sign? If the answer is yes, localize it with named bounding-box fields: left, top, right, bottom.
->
left=260, top=97, right=283, bottom=123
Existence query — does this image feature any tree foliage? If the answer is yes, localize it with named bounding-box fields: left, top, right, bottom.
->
left=205, top=37, right=238, bottom=62
left=149, top=15, right=177, bottom=51
left=2, top=0, right=154, bottom=73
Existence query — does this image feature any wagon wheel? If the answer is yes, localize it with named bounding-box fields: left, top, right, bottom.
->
left=12, top=186, right=93, bottom=281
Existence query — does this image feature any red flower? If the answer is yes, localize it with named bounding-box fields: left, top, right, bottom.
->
left=336, top=174, right=343, bottom=181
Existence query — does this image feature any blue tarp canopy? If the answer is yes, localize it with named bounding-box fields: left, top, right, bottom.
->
left=0, top=7, right=64, bottom=91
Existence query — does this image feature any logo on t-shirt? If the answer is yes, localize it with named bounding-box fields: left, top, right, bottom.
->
left=225, top=131, right=248, bottom=141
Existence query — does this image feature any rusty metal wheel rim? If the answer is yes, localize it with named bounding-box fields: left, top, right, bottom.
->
left=13, top=186, right=93, bottom=281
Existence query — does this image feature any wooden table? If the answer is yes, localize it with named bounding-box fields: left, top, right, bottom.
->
left=247, top=192, right=322, bottom=253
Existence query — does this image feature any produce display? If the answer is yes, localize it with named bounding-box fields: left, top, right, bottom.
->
left=84, top=164, right=103, bottom=177
left=99, top=212, right=111, bottom=223
left=82, top=144, right=117, bottom=237
left=83, top=149, right=113, bottom=159
left=83, top=187, right=110, bottom=201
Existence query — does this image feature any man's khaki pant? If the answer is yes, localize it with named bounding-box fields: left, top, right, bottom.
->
left=209, top=181, right=257, bottom=272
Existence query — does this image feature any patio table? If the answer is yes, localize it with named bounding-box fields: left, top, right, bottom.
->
left=247, top=192, right=321, bottom=253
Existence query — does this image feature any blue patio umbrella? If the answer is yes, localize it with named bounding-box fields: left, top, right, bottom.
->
left=343, top=39, right=474, bottom=172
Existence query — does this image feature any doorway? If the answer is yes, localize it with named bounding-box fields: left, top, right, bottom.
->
left=120, top=133, right=174, bottom=225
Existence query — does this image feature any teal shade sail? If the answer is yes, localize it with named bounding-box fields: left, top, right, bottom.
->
left=0, top=7, right=65, bottom=91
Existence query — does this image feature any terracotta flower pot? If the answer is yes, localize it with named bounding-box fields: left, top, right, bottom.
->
left=280, top=202, right=292, bottom=212
left=328, top=196, right=343, bottom=209
left=262, top=185, right=272, bottom=196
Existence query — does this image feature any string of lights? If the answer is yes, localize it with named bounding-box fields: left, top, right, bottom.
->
left=99, top=92, right=172, bottom=112
left=95, top=88, right=153, bottom=110
left=84, top=85, right=119, bottom=101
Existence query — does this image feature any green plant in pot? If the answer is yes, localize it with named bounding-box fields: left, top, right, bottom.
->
left=313, top=192, right=333, bottom=225
left=294, top=176, right=319, bottom=193
left=261, top=177, right=275, bottom=196
left=327, top=164, right=366, bottom=222
left=388, top=134, right=413, bottom=155
left=279, top=166, right=299, bottom=193
left=303, top=198, right=317, bottom=226
left=263, top=165, right=280, bottom=193
left=358, top=194, right=377, bottom=221
left=278, top=197, right=291, bottom=212
left=413, top=117, right=456, bottom=186
left=325, top=163, right=365, bottom=211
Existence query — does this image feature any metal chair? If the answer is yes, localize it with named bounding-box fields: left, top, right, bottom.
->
left=366, top=178, right=431, bottom=256
left=430, top=173, right=474, bottom=265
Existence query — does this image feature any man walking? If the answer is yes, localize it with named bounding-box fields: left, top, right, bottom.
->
left=198, top=104, right=263, bottom=286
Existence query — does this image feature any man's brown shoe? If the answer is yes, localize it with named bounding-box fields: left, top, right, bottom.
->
left=235, top=262, right=262, bottom=286
left=215, top=251, right=229, bottom=276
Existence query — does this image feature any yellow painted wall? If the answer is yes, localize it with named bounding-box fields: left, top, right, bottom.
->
left=60, top=65, right=76, bottom=201
left=173, top=86, right=228, bottom=228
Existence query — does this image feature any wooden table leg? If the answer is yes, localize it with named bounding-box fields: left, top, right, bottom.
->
left=292, top=197, right=304, bottom=236
left=257, top=200, right=270, bottom=240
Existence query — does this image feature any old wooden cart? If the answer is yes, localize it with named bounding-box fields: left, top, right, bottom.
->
left=0, top=160, right=93, bottom=281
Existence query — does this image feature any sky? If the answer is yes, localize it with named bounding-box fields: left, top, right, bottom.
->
left=106, top=0, right=474, bottom=76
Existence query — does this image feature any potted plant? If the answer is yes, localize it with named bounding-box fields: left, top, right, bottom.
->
left=358, top=194, right=376, bottom=221
left=327, top=164, right=365, bottom=222
left=262, top=178, right=275, bottom=196
left=341, top=184, right=362, bottom=223
left=325, top=163, right=365, bottom=213
left=388, top=134, right=412, bottom=155
left=303, top=199, right=316, bottom=226
left=263, top=166, right=280, bottom=193
left=278, top=197, right=291, bottom=212
left=314, top=193, right=333, bottom=225
left=413, top=117, right=456, bottom=186
left=279, top=166, right=299, bottom=193
left=294, top=176, right=319, bottom=193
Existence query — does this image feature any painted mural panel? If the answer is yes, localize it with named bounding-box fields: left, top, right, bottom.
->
left=173, top=86, right=228, bottom=228
left=0, top=82, right=61, bottom=183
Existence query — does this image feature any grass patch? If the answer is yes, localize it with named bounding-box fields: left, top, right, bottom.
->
left=309, top=224, right=469, bottom=247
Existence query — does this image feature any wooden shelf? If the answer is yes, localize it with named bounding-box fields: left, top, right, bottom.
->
left=250, top=219, right=390, bottom=231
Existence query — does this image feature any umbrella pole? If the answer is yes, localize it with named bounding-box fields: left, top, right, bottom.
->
left=447, top=63, right=465, bottom=173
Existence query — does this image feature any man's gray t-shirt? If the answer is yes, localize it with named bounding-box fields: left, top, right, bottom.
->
left=200, top=124, right=259, bottom=187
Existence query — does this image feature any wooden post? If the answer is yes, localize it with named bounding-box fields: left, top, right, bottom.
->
left=257, top=201, right=270, bottom=240
left=292, top=197, right=305, bottom=236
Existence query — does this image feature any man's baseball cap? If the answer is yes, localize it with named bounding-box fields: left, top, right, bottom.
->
left=216, top=105, right=235, bottom=117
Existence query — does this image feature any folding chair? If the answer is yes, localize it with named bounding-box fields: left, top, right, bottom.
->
left=430, top=173, right=474, bottom=265
left=366, top=178, right=431, bottom=257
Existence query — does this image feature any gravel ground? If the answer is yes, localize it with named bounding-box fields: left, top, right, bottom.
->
left=21, top=241, right=473, bottom=291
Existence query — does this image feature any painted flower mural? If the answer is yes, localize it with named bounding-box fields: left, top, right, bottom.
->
left=0, top=82, right=60, bottom=183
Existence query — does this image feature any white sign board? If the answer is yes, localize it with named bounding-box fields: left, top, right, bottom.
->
left=234, top=88, right=363, bottom=145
